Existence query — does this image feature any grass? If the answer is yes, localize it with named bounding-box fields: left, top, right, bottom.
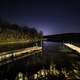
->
left=0, top=40, right=35, bottom=52
left=0, top=40, right=31, bottom=45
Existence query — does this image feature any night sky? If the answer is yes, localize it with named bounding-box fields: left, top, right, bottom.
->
left=0, top=0, right=80, bottom=35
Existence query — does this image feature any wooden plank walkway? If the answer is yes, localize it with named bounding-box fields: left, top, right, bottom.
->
left=0, top=46, right=42, bottom=65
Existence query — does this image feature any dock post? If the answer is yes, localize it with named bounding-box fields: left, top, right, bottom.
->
left=41, top=39, right=43, bottom=54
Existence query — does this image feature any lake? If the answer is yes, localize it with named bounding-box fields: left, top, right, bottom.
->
left=1, top=42, right=80, bottom=80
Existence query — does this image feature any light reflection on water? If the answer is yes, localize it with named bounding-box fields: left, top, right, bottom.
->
left=23, top=42, right=80, bottom=79
left=1, top=42, right=80, bottom=80
left=18, top=42, right=80, bottom=80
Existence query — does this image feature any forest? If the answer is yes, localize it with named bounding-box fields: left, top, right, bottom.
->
left=0, top=19, right=43, bottom=44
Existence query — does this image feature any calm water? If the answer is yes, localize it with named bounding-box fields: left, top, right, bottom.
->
left=1, top=42, right=80, bottom=80
left=44, top=42, right=79, bottom=63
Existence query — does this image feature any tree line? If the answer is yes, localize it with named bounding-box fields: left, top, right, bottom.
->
left=0, top=19, right=43, bottom=43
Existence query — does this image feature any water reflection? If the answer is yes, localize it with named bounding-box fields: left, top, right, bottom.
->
left=1, top=42, right=80, bottom=80
left=15, top=42, right=80, bottom=80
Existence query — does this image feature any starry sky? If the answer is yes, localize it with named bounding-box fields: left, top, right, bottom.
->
left=0, top=0, right=80, bottom=35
